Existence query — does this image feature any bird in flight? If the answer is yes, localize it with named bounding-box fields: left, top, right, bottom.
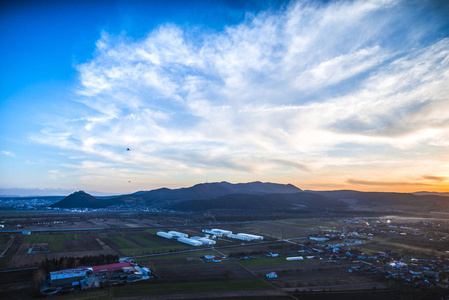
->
left=127, top=148, right=130, bottom=151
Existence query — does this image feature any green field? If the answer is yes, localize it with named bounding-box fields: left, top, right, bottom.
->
left=136, top=250, right=217, bottom=262
left=22, top=233, right=75, bottom=253
left=130, top=235, right=160, bottom=247
left=0, top=235, right=9, bottom=246
left=112, top=278, right=274, bottom=297
left=107, top=237, right=140, bottom=249
left=238, top=256, right=307, bottom=267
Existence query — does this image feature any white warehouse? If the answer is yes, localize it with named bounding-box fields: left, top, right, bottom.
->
left=177, top=237, right=202, bottom=246
left=157, top=231, right=174, bottom=239
left=228, top=233, right=264, bottom=241
left=191, top=236, right=216, bottom=245
left=202, top=229, right=232, bottom=237
left=168, top=231, right=188, bottom=238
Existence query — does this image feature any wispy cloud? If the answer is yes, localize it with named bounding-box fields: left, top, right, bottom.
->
left=422, top=175, right=446, bottom=182
left=347, top=179, right=431, bottom=187
left=33, top=0, right=449, bottom=191
left=1, top=151, right=15, bottom=157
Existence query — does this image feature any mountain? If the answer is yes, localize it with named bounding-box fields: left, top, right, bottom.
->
left=50, top=182, right=302, bottom=208
left=308, top=190, right=449, bottom=212
left=168, top=192, right=347, bottom=212
left=51, top=191, right=120, bottom=208
left=138, top=181, right=302, bottom=205
left=49, top=182, right=449, bottom=213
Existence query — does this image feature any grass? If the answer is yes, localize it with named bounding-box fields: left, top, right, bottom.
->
left=278, top=221, right=315, bottom=227
left=136, top=250, right=217, bottom=262
left=112, top=278, right=274, bottom=297
left=107, top=237, right=140, bottom=249
left=130, top=235, right=160, bottom=247
left=0, top=235, right=9, bottom=245
left=238, top=256, right=307, bottom=267
left=97, top=232, right=108, bottom=238
left=22, top=233, right=74, bottom=253
left=75, top=233, right=83, bottom=240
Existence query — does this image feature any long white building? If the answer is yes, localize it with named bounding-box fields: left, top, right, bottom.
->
left=177, top=237, right=202, bottom=246
left=202, top=229, right=232, bottom=237
left=227, top=233, right=264, bottom=241
left=190, top=236, right=216, bottom=245
left=157, top=231, right=174, bottom=239
left=168, top=231, right=188, bottom=238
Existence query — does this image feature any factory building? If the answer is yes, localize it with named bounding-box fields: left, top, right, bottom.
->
left=49, top=267, right=91, bottom=287
left=48, top=261, right=152, bottom=290
left=202, top=228, right=232, bottom=237
left=227, top=233, right=264, bottom=241
left=177, top=237, right=203, bottom=246
left=157, top=231, right=174, bottom=239
left=168, top=231, right=188, bottom=238
left=190, top=236, right=216, bottom=245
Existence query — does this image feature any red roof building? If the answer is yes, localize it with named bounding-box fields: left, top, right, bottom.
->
left=91, top=262, right=132, bottom=273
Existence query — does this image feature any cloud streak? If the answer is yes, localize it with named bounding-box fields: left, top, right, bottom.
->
left=34, top=0, right=449, bottom=192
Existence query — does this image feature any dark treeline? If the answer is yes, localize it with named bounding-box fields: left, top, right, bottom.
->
left=41, top=254, right=120, bottom=272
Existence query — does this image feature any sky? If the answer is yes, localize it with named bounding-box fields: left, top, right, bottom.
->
left=1, top=0, right=449, bottom=196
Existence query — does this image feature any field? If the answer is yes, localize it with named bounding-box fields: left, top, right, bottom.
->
left=0, top=212, right=448, bottom=299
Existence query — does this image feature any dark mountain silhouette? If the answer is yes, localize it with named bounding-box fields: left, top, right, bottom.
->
left=50, top=182, right=449, bottom=212
left=137, top=181, right=302, bottom=205
left=51, top=191, right=120, bottom=208
left=51, top=181, right=302, bottom=208
left=168, top=192, right=347, bottom=212
left=308, top=190, right=449, bottom=211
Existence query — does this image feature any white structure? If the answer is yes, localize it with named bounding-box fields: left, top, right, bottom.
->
left=168, top=231, right=188, bottom=238
left=309, top=237, right=329, bottom=242
left=177, top=237, right=202, bottom=246
left=202, top=229, right=232, bottom=236
left=190, top=236, right=216, bottom=245
left=157, top=231, right=174, bottom=239
left=227, top=233, right=264, bottom=241
left=286, top=256, right=304, bottom=261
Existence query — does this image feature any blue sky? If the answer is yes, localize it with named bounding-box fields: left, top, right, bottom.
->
left=1, top=0, right=449, bottom=196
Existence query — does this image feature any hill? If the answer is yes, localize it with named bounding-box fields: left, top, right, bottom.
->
left=168, top=192, right=347, bottom=212
left=308, top=190, right=449, bottom=212
left=51, top=191, right=120, bottom=208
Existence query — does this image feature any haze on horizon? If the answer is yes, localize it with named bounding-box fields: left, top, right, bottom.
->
left=1, top=0, right=449, bottom=196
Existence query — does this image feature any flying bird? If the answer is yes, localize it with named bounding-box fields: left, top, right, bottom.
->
left=127, top=148, right=130, bottom=151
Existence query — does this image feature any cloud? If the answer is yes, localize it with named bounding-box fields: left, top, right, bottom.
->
left=347, top=179, right=431, bottom=187
left=1, top=151, right=15, bottom=157
left=422, top=175, right=446, bottom=182
left=33, top=0, right=449, bottom=190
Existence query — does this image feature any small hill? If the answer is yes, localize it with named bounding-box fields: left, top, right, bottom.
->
left=51, top=191, right=119, bottom=208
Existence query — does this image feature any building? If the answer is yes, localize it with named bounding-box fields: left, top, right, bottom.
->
left=177, top=237, right=202, bottom=246
left=157, top=231, right=174, bottom=239
left=202, top=229, right=232, bottom=237
left=190, top=236, right=216, bottom=245
left=168, top=231, right=188, bottom=238
left=227, top=233, right=264, bottom=241
left=49, top=267, right=91, bottom=287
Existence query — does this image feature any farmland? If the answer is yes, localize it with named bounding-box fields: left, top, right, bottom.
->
left=0, top=211, right=449, bottom=299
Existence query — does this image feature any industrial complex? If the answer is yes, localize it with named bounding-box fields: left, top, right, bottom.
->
left=156, top=228, right=264, bottom=246
left=41, top=259, right=154, bottom=295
